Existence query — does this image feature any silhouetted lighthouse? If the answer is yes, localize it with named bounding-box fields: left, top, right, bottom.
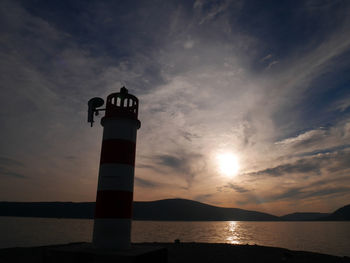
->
left=88, top=87, right=141, bottom=249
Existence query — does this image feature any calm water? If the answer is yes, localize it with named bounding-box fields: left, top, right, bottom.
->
left=0, top=217, right=349, bottom=257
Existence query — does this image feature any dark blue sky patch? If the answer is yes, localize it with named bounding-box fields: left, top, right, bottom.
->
left=295, top=55, right=350, bottom=129
left=232, top=0, right=349, bottom=72
left=272, top=50, right=350, bottom=140
left=20, top=0, right=178, bottom=60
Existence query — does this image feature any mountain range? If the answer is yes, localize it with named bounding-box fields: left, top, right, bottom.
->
left=0, top=198, right=349, bottom=221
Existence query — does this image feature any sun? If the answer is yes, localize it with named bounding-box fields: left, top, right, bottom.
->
left=216, top=152, right=240, bottom=177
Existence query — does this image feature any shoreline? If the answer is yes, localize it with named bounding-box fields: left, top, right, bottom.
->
left=2, top=215, right=350, bottom=222
left=1, top=242, right=349, bottom=263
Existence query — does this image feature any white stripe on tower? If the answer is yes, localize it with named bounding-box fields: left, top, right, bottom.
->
left=102, top=118, right=138, bottom=141
left=92, top=88, right=140, bottom=250
left=97, top=164, right=135, bottom=192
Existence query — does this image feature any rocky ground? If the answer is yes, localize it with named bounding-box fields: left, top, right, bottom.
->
left=153, top=242, right=350, bottom=263
left=0, top=242, right=349, bottom=263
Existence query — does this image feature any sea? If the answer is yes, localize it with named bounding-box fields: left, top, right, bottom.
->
left=0, top=217, right=349, bottom=257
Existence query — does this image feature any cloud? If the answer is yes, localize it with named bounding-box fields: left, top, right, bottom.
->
left=276, top=129, right=327, bottom=147
left=246, top=149, right=350, bottom=178
left=152, top=151, right=205, bottom=186
left=333, top=96, right=350, bottom=112
left=225, top=183, right=249, bottom=193
left=156, top=154, right=185, bottom=170
left=259, top=54, right=279, bottom=69
left=240, top=174, right=350, bottom=205
left=184, top=39, right=195, bottom=49
left=266, top=60, right=279, bottom=69
left=275, top=120, right=350, bottom=158
left=194, top=0, right=232, bottom=25
left=0, top=167, right=26, bottom=179
left=135, top=177, right=161, bottom=188
left=0, top=171, right=27, bottom=179
left=0, top=157, right=24, bottom=167
left=247, top=158, right=321, bottom=177
left=269, top=186, right=350, bottom=202
left=136, top=163, right=158, bottom=170
left=194, top=193, right=213, bottom=203
left=0, top=156, right=26, bottom=179
left=260, top=54, right=272, bottom=62
left=296, top=144, right=350, bottom=158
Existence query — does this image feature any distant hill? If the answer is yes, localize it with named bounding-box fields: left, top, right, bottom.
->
left=319, top=204, right=350, bottom=221
left=0, top=199, right=278, bottom=221
left=0, top=199, right=349, bottom=221
left=133, top=199, right=279, bottom=221
left=0, top=202, right=94, bottom=219
left=280, top=212, right=330, bottom=221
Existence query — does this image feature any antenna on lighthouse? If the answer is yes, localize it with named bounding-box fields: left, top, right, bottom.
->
left=88, top=97, right=105, bottom=127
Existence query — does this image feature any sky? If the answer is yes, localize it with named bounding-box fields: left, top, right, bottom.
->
left=1, top=0, right=350, bottom=215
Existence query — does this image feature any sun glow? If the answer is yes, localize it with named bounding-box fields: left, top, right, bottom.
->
left=217, top=152, right=240, bottom=177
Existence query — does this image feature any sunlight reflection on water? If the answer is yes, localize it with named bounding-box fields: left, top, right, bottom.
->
left=0, top=217, right=349, bottom=257
left=225, top=221, right=240, bottom=244
left=131, top=221, right=350, bottom=257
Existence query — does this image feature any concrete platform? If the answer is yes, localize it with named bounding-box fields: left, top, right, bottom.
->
left=44, top=243, right=167, bottom=263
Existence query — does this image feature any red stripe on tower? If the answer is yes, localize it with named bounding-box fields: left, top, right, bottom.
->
left=92, top=87, right=141, bottom=250
left=95, top=190, right=133, bottom=218
left=100, top=139, right=136, bottom=166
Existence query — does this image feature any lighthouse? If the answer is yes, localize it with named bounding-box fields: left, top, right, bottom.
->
left=88, top=87, right=141, bottom=249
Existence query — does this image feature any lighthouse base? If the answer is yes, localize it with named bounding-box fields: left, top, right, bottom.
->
left=44, top=242, right=167, bottom=263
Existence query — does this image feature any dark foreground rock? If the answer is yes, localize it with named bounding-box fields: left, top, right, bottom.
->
left=160, top=242, right=350, bottom=263
left=0, top=242, right=349, bottom=263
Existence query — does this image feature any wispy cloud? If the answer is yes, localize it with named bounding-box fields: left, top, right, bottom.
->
left=225, top=183, right=249, bottom=193
left=0, top=157, right=24, bottom=167
left=266, top=60, right=279, bottom=69
left=245, top=149, right=350, bottom=178
left=260, top=54, right=272, bottom=62
left=151, top=151, right=205, bottom=187
left=333, top=96, right=350, bottom=112
left=194, top=0, right=233, bottom=25
left=246, top=158, right=321, bottom=177
left=0, top=157, right=26, bottom=179
left=135, top=177, right=161, bottom=188
left=268, top=186, right=350, bottom=202
left=193, top=193, right=215, bottom=204
left=0, top=170, right=27, bottom=179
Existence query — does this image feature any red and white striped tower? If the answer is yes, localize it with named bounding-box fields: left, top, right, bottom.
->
left=92, top=87, right=141, bottom=249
